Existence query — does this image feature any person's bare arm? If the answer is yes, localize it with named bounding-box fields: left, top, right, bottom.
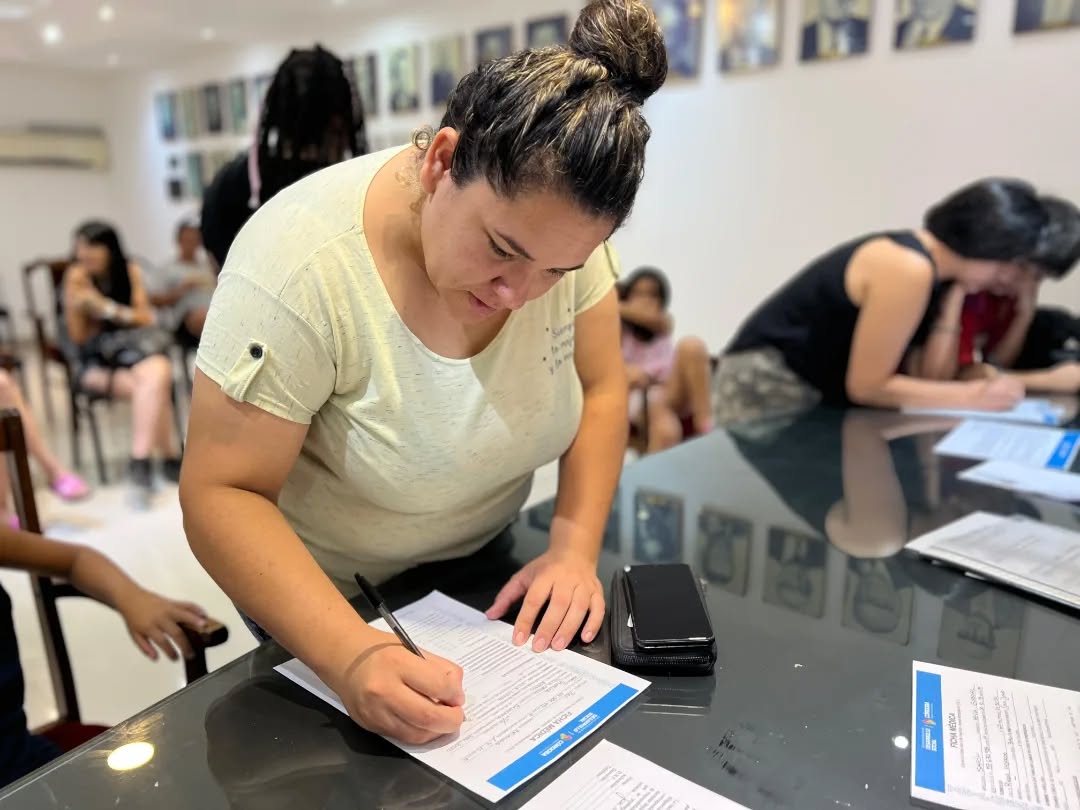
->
left=62, top=265, right=150, bottom=341
left=126, top=265, right=157, bottom=327
left=619, top=299, right=673, bottom=336
left=912, top=283, right=966, bottom=380
left=1005, top=362, right=1080, bottom=394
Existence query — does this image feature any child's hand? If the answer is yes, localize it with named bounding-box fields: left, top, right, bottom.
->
left=117, top=588, right=208, bottom=662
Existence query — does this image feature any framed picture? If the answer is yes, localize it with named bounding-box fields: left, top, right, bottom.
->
left=476, top=26, right=514, bottom=66
left=895, top=0, right=977, bottom=49
left=698, top=508, right=752, bottom=595
left=430, top=34, right=466, bottom=107
left=352, top=52, right=379, bottom=119
left=185, top=152, right=205, bottom=199
left=167, top=177, right=184, bottom=202
left=718, top=0, right=781, bottom=72
left=526, top=15, right=570, bottom=48
left=1014, top=0, right=1080, bottom=33
left=252, top=73, right=273, bottom=113
left=227, top=78, right=248, bottom=134
left=153, top=92, right=177, bottom=141
left=800, top=0, right=873, bottom=61
left=179, top=88, right=200, bottom=139
left=763, top=528, right=827, bottom=619
left=201, top=84, right=223, bottom=135
left=387, top=44, right=421, bottom=114
left=650, top=0, right=705, bottom=78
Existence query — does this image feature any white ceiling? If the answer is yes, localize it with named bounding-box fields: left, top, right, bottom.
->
left=0, top=0, right=402, bottom=71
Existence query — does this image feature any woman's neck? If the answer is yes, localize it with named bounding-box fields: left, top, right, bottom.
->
left=917, top=230, right=963, bottom=282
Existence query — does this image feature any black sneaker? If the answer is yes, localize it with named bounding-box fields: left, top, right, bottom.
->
left=162, top=457, right=183, bottom=484
left=128, top=458, right=153, bottom=510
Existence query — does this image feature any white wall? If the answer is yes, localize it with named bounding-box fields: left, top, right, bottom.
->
left=0, top=68, right=122, bottom=334
left=52, top=0, right=1080, bottom=347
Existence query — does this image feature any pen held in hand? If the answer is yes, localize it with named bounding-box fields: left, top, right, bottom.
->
left=354, top=574, right=426, bottom=659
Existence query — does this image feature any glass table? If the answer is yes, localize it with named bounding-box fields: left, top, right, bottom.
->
left=3, top=407, right=1079, bottom=808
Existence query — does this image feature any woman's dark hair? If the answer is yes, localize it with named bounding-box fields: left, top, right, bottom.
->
left=1030, top=196, right=1080, bottom=278
left=439, top=0, right=668, bottom=229
left=925, top=178, right=1049, bottom=263
left=257, top=45, right=367, bottom=203
left=618, top=266, right=670, bottom=308
left=73, top=220, right=131, bottom=306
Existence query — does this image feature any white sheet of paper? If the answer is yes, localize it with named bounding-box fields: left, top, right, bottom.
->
left=905, top=398, right=1066, bottom=426
left=934, top=420, right=1080, bottom=471
left=912, top=661, right=1080, bottom=809
left=520, top=740, right=748, bottom=809
left=907, top=511, right=1080, bottom=610
left=275, top=591, right=649, bottom=803
left=960, top=460, right=1080, bottom=503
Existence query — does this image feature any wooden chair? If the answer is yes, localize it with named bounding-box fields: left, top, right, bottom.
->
left=0, top=408, right=228, bottom=749
left=0, top=306, right=27, bottom=398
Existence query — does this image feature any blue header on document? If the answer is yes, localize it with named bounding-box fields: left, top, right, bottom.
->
left=1048, top=432, right=1080, bottom=472
left=913, top=669, right=946, bottom=793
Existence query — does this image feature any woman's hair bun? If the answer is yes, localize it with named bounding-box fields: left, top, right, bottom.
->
left=569, top=0, right=668, bottom=105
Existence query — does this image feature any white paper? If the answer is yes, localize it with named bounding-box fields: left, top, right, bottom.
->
left=275, top=591, right=649, bottom=803
left=935, top=420, right=1080, bottom=471
left=520, top=740, right=748, bottom=809
left=907, top=511, right=1080, bottom=610
left=911, top=661, right=1080, bottom=809
left=960, top=460, right=1080, bottom=503
left=905, top=398, right=1066, bottom=426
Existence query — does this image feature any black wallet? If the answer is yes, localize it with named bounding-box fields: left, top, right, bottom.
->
left=609, top=568, right=717, bottom=675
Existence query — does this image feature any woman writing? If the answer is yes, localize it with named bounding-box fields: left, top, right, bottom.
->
left=181, top=0, right=666, bottom=745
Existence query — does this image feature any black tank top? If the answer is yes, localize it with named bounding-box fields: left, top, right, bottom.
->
left=726, top=231, right=946, bottom=405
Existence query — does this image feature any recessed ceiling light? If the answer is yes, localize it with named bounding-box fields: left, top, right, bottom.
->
left=41, top=23, right=62, bottom=45
left=0, top=4, right=31, bottom=21
left=200, top=26, right=216, bottom=41
left=98, top=4, right=114, bottom=22
left=107, top=52, right=119, bottom=66
left=331, top=0, right=346, bottom=6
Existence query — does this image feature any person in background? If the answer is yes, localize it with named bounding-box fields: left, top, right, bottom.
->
left=146, top=220, right=218, bottom=348
left=200, top=45, right=368, bottom=268
left=717, top=179, right=1080, bottom=424
left=62, top=222, right=180, bottom=508
left=0, top=372, right=88, bottom=526
left=618, top=266, right=713, bottom=453
left=0, top=523, right=208, bottom=787
left=182, top=0, right=666, bottom=746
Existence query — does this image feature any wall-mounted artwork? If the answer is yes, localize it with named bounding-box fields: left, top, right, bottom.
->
left=227, top=79, right=248, bottom=134
left=895, top=0, right=977, bottom=49
left=800, top=0, right=873, bottom=61
left=476, top=26, right=514, bottom=65
left=526, top=15, right=570, bottom=48
left=352, top=53, right=379, bottom=119
left=201, top=84, right=224, bottom=135
left=718, top=0, right=781, bottom=72
left=388, top=45, right=421, bottom=113
left=167, top=177, right=184, bottom=202
left=1014, top=0, right=1080, bottom=33
left=252, top=73, right=273, bottom=115
left=650, top=0, right=705, bottom=78
left=185, top=152, right=205, bottom=198
left=430, top=35, right=466, bottom=107
left=154, top=92, right=177, bottom=141
left=179, top=88, right=199, bottom=139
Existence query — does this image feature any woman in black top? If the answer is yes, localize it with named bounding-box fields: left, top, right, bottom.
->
left=717, top=178, right=1080, bottom=423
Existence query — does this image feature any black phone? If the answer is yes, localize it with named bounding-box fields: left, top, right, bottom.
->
left=625, top=564, right=713, bottom=649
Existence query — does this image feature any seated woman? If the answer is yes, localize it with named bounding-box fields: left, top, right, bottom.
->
left=716, top=179, right=1080, bottom=424
left=619, top=266, right=712, bottom=453
left=911, top=196, right=1080, bottom=393
left=62, top=222, right=181, bottom=507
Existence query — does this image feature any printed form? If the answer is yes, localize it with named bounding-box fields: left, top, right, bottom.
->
left=912, top=662, right=1080, bottom=809
left=276, top=591, right=649, bottom=802
left=935, top=421, right=1080, bottom=472
left=905, top=398, right=1067, bottom=426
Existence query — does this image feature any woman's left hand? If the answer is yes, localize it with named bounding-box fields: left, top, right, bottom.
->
left=486, top=549, right=604, bottom=653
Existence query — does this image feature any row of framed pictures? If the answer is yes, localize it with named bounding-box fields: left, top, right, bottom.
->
left=154, top=76, right=270, bottom=142
left=658, top=0, right=1080, bottom=76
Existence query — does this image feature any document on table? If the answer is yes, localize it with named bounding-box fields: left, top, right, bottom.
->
left=275, top=591, right=649, bottom=803
left=912, top=661, right=1080, bottom=809
left=960, top=460, right=1080, bottom=503
left=907, top=511, right=1080, bottom=610
left=520, top=740, right=748, bottom=809
left=935, top=420, right=1080, bottom=472
left=905, top=398, right=1067, bottom=426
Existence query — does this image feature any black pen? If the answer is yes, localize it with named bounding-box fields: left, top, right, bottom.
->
left=354, top=574, right=425, bottom=659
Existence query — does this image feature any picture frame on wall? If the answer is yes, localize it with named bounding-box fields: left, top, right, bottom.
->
left=185, top=152, right=205, bottom=199
left=650, top=0, right=705, bottom=78
left=476, top=26, right=514, bottom=66
left=718, top=0, right=781, bottom=72
left=201, top=84, right=224, bottom=135
left=894, top=0, right=977, bottom=49
left=252, top=73, right=273, bottom=115
left=800, top=0, right=873, bottom=61
left=179, top=88, right=200, bottom=139
left=387, top=44, right=421, bottom=114
left=430, top=35, right=466, bottom=107
left=228, top=78, right=249, bottom=134
left=352, top=52, right=379, bottom=119
left=1014, top=0, right=1080, bottom=33
left=526, top=15, right=570, bottom=48
left=154, top=92, right=177, bottom=141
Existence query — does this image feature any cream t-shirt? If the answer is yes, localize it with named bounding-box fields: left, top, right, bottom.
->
left=196, top=148, right=618, bottom=593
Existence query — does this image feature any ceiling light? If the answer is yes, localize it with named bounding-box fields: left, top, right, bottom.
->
left=106, top=52, right=119, bottom=66
left=0, top=4, right=31, bottom=21
left=41, top=23, right=62, bottom=45
left=98, top=4, right=114, bottom=22
left=331, top=0, right=346, bottom=5
left=200, top=26, right=215, bottom=41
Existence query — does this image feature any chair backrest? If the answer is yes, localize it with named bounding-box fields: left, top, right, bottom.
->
left=22, top=259, right=70, bottom=366
left=0, top=408, right=82, bottom=725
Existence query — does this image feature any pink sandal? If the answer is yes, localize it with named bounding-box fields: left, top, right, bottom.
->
left=50, top=473, right=90, bottom=502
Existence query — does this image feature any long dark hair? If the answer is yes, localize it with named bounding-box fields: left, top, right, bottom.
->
left=618, top=266, right=670, bottom=341
left=256, top=45, right=367, bottom=204
left=73, top=220, right=131, bottom=306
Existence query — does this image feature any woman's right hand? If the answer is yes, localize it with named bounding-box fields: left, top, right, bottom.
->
left=967, top=375, right=1025, bottom=411
left=330, top=631, right=466, bottom=745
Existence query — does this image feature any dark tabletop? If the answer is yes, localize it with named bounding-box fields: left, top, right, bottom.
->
left=4, top=406, right=1080, bottom=809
